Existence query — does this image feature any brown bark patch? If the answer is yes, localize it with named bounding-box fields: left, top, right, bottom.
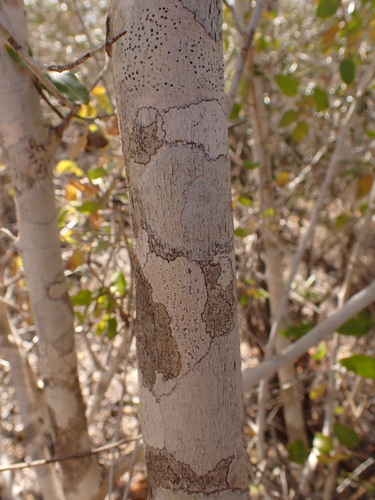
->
left=12, top=138, right=51, bottom=193
left=202, top=263, right=235, bottom=338
left=146, top=446, right=235, bottom=494
left=136, top=269, right=181, bottom=390
left=131, top=107, right=164, bottom=164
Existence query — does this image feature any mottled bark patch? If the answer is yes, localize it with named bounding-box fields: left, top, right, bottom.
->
left=47, top=271, right=68, bottom=300
left=136, top=269, right=181, bottom=390
left=131, top=106, right=164, bottom=164
left=146, top=446, right=234, bottom=494
left=12, top=138, right=51, bottom=193
left=202, top=263, right=235, bottom=338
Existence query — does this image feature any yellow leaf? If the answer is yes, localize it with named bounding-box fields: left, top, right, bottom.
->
left=66, top=248, right=85, bottom=271
left=91, top=85, right=106, bottom=97
left=91, top=85, right=111, bottom=112
left=78, top=103, right=97, bottom=118
left=65, top=183, right=79, bottom=201
left=275, top=171, right=291, bottom=187
left=356, top=173, right=374, bottom=199
left=309, top=384, right=326, bottom=400
left=56, top=159, right=84, bottom=177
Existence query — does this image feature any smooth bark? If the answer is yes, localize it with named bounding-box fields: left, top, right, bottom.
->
left=110, top=1, right=248, bottom=498
left=0, top=2, right=102, bottom=498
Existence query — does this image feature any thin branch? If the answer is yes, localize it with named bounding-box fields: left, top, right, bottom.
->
left=0, top=20, right=126, bottom=73
left=242, top=280, right=375, bottom=391
left=223, top=0, right=246, bottom=36
left=0, top=19, right=126, bottom=110
left=225, top=0, right=267, bottom=116
left=265, top=58, right=375, bottom=357
left=0, top=436, right=142, bottom=473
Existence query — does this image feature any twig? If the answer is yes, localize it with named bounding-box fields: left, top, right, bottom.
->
left=69, top=0, right=114, bottom=109
left=0, top=20, right=126, bottom=74
left=0, top=19, right=126, bottom=109
left=223, top=0, right=247, bottom=36
left=336, top=457, right=375, bottom=494
left=0, top=228, right=17, bottom=241
left=0, top=436, right=142, bottom=472
left=225, top=0, right=267, bottom=116
left=265, top=58, right=375, bottom=357
left=242, top=279, right=375, bottom=390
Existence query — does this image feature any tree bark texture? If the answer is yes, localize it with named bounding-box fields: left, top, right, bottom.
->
left=0, top=2, right=102, bottom=498
left=110, top=1, right=248, bottom=498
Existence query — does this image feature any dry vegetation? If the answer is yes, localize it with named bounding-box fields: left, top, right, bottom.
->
left=0, top=0, right=374, bottom=498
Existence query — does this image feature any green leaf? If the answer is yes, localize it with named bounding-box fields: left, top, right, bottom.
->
left=313, top=342, right=327, bottom=361
left=280, top=322, right=312, bottom=340
left=288, top=439, right=309, bottom=464
left=333, top=423, right=360, bottom=449
left=279, top=109, right=299, bottom=127
left=275, top=74, right=299, bottom=97
left=291, top=121, right=309, bottom=142
left=365, top=128, right=375, bottom=138
left=336, top=311, right=374, bottom=336
left=110, top=271, right=127, bottom=297
left=87, top=167, right=108, bottom=180
left=47, top=71, right=90, bottom=104
left=340, top=354, right=375, bottom=379
left=334, top=213, right=351, bottom=228
left=230, top=102, right=241, bottom=120
left=5, top=45, right=27, bottom=68
left=75, top=201, right=100, bottom=214
left=313, top=86, right=329, bottom=112
left=234, top=228, right=251, bottom=238
left=71, top=289, right=93, bottom=307
left=340, top=59, right=356, bottom=84
left=243, top=161, right=259, bottom=170
left=237, top=196, right=253, bottom=206
left=313, top=433, right=333, bottom=454
left=316, top=0, right=339, bottom=18
left=106, top=317, right=118, bottom=340
left=340, top=165, right=363, bottom=177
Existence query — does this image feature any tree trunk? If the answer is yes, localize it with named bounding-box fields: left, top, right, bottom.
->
left=0, top=2, right=102, bottom=498
left=248, top=59, right=307, bottom=446
left=110, top=1, right=248, bottom=498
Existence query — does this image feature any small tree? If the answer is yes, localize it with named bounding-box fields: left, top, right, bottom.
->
left=109, top=0, right=248, bottom=497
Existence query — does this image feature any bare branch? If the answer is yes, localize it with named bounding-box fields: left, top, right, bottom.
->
left=0, top=436, right=142, bottom=472
left=242, top=280, right=375, bottom=391
left=225, top=0, right=267, bottom=116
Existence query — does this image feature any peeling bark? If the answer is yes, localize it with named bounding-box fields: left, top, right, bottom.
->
left=110, top=0, right=248, bottom=497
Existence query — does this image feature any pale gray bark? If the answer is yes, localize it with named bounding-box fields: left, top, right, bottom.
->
left=248, top=66, right=307, bottom=449
left=0, top=303, right=66, bottom=500
left=0, top=2, right=102, bottom=498
left=110, top=1, right=248, bottom=498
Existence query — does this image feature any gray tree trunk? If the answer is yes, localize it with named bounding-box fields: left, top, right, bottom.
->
left=110, top=0, right=248, bottom=498
left=0, top=2, right=102, bottom=498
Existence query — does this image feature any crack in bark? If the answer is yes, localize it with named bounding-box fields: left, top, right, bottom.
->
left=179, top=0, right=222, bottom=42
